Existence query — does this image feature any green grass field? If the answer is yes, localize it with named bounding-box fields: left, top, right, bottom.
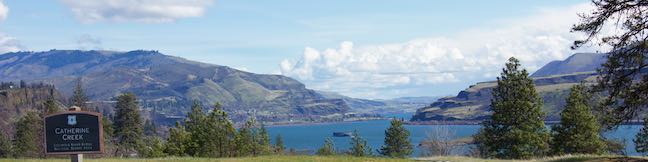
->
left=1, top=155, right=647, bottom=162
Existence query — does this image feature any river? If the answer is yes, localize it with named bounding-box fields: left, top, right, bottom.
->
left=266, top=118, right=643, bottom=156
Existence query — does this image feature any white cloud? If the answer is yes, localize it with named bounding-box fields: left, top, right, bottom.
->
left=0, top=1, right=20, bottom=54
left=59, top=0, right=214, bottom=23
left=280, top=3, right=607, bottom=99
left=76, top=34, right=103, bottom=50
left=0, top=34, right=21, bottom=54
left=0, top=1, right=8, bottom=21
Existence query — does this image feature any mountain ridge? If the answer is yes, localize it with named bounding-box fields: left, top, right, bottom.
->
left=530, top=53, right=606, bottom=77
left=0, top=50, right=351, bottom=123
left=411, top=53, right=610, bottom=122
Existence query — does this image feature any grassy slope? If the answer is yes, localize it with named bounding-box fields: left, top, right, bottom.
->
left=418, top=155, right=648, bottom=162
left=2, top=155, right=647, bottom=162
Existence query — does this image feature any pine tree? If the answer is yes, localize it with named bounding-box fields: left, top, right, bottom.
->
left=635, top=118, right=648, bottom=155
left=316, top=138, right=336, bottom=156
left=43, top=96, right=61, bottom=115
left=70, top=77, right=88, bottom=109
left=203, top=102, right=236, bottom=157
left=257, top=124, right=271, bottom=155
left=474, top=57, right=549, bottom=159
left=274, top=134, right=285, bottom=154
left=571, top=0, right=648, bottom=128
left=140, top=137, right=166, bottom=158
left=0, top=132, right=11, bottom=158
left=235, top=118, right=257, bottom=157
left=113, top=93, right=144, bottom=157
left=350, top=129, right=372, bottom=157
left=13, top=111, right=43, bottom=158
left=102, top=116, right=115, bottom=156
left=185, top=101, right=213, bottom=157
left=165, top=122, right=190, bottom=157
left=380, top=119, right=413, bottom=158
left=551, top=84, right=605, bottom=155
left=185, top=101, right=205, bottom=156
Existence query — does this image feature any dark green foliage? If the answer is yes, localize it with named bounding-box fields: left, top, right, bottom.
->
left=185, top=101, right=206, bottom=157
left=184, top=101, right=239, bottom=157
left=164, top=122, right=190, bottom=157
left=235, top=118, right=266, bottom=157
left=257, top=124, right=271, bottom=155
left=349, top=129, right=372, bottom=157
left=317, top=138, right=336, bottom=156
left=102, top=116, right=116, bottom=156
left=0, top=132, right=11, bottom=158
left=70, top=77, right=88, bottom=109
left=274, top=134, right=285, bottom=154
left=379, top=119, right=413, bottom=158
left=572, top=0, right=648, bottom=129
left=113, top=93, right=144, bottom=157
left=474, top=57, right=549, bottom=159
left=43, top=96, right=61, bottom=115
left=204, top=102, right=237, bottom=157
left=635, top=118, right=648, bottom=155
left=551, top=84, right=605, bottom=155
left=175, top=101, right=271, bottom=158
left=140, top=137, right=167, bottom=158
left=13, top=111, right=43, bottom=158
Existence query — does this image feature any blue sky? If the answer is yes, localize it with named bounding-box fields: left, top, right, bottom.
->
left=0, top=0, right=601, bottom=99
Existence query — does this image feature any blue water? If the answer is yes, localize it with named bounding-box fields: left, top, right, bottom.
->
left=267, top=119, right=643, bottom=156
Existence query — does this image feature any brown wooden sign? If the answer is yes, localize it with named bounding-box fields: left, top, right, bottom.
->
left=44, top=111, right=104, bottom=155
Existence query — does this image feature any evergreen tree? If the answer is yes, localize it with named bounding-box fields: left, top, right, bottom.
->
left=165, top=122, right=190, bottom=157
left=350, top=129, right=372, bottom=157
left=113, top=93, right=144, bottom=157
left=379, top=119, right=413, bottom=158
left=635, top=118, right=648, bottom=155
left=474, top=57, right=549, bottom=159
left=185, top=101, right=206, bottom=157
left=43, top=96, right=61, bottom=115
left=316, top=138, right=336, bottom=156
left=571, top=0, right=648, bottom=128
left=140, top=137, right=166, bottom=158
left=235, top=118, right=257, bottom=157
left=13, top=111, right=43, bottom=158
left=70, top=77, right=88, bottom=109
left=102, top=116, right=115, bottom=156
left=274, top=134, right=285, bottom=154
left=0, top=132, right=11, bottom=158
left=257, top=124, right=271, bottom=155
left=203, top=102, right=236, bottom=157
left=551, top=84, right=605, bottom=155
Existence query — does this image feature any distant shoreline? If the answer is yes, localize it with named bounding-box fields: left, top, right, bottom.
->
left=265, top=118, right=645, bottom=127
left=265, top=117, right=388, bottom=127
left=407, top=120, right=645, bottom=125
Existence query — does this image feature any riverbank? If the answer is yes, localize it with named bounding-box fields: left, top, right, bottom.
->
left=265, top=117, right=387, bottom=127
left=407, top=120, right=647, bottom=125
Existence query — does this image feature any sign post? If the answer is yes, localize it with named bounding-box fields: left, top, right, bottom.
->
left=44, top=106, right=104, bottom=162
